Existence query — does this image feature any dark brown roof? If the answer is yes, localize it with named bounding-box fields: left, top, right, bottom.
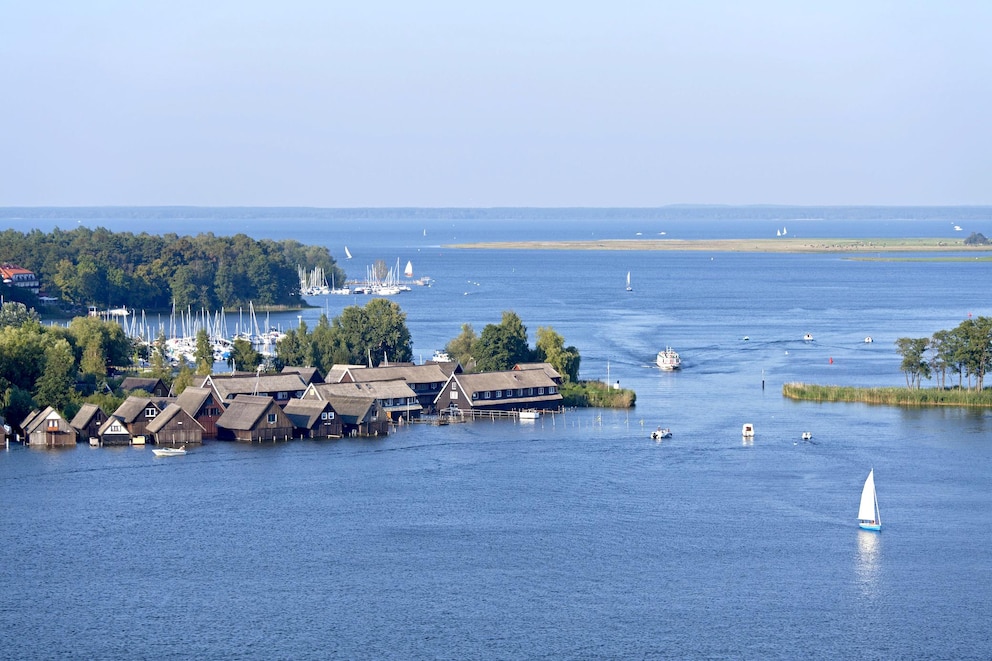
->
left=282, top=399, right=334, bottom=429
left=310, top=380, right=417, bottom=400
left=98, top=415, right=129, bottom=437
left=281, top=366, right=324, bottom=384
left=69, top=403, right=104, bottom=431
left=323, top=396, right=375, bottom=425
left=146, top=404, right=205, bottom=434
left=175, top=387, right=213, bottom=416
left=450, top=369, right=561, bottom=395
left=215, top=395, right=278, bottom=431
left=207, top=373, right=306, bottom=400
left=121, top=377, right=167, bottom=393
left=513, top=362, right=564, bottom=380
left=113, top=396, right=171, bottom=423
left=21, top=407, right=66, bottom=434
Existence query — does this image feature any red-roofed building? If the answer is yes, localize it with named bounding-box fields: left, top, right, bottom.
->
left=0, top=264, right=40, bottom=295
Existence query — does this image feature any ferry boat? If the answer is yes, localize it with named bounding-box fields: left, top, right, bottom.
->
left=656, top=347, right=681, bottom=370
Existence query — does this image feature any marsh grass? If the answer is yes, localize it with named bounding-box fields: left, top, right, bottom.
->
left=782, top=382, right=992, bottom=407
left=562, top=380, right=636, bottom=408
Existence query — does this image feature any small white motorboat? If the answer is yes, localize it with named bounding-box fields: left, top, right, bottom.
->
left=801, top=431, right=812, bottom=441
left=152, top=445, right=187, bottom=457
left=864, top=336, right=873, bottom=343
left=742, top=423, right=755, bottom=439
left=651, top=427, right=672, bottom=440
left=803, top=333, right=814, bottom=342
left=518, top=410, right=540, bottom=421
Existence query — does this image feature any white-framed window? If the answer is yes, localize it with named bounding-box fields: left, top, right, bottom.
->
left=321, top=411, right=334, bottom=420
left=484, top=391, right=491, bottom=399
left=267, top=413, right=277, bottom=424
left=276, top=391, right=288, bottom=400
left=538, top=387, right=545, bottom=395
left=495, top=390, right=502, bottom=398
left=472, top=392, right=478, bottom=400
left=145, top=407, right=157, bottom=418
left=550, top=386, right=557, bottom=394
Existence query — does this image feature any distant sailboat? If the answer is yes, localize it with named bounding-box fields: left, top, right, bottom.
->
left=405, top=260, right=414, bottom=278
left=776, top=229, right=781, bottom=237
left=344, top=246, right=352, bottom=260
left=858, top=469, right=882, bottom=531
left=626, top=271, right=632, bottom=292
left=782, top=226, right=787, bottom=235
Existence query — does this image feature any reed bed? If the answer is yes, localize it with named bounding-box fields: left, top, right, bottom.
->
left=782, top=382, right=992, bottom=407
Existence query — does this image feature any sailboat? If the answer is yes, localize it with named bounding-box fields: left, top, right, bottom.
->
left=858, top=469, right=882, bottom=531
left=405, top=260, right=414, bottom=278
left=626, top=271, right=632, bottom=292
left=344, top=246, right=352, bottom=260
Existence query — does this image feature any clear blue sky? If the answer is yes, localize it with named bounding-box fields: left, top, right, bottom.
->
left=1, top=1, right=988, bottom=207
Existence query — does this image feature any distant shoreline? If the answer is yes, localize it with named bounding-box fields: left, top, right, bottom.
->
left=445, top=238, right=992, bottom=254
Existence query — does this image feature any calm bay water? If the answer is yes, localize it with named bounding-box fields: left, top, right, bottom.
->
left=2, top=207, right=992, bottom=659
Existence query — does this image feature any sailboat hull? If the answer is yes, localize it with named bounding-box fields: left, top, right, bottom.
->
left=859, top=522, right=881, bottom=531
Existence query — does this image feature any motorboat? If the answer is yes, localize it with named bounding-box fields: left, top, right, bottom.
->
left=742, top=423, right=755, bottom=439
left=803, top=333, right=814, bottom=342
left=152, top=445, right=187, bottom=457
left=864, top=336, right=873, bottom=343
left=651, top=427, right=672, bottom=440
left=518, top=410, right=540, bottom=421
left=656, top=347, right=681, bottom=370
left=801, top=431, right=812, bottom=441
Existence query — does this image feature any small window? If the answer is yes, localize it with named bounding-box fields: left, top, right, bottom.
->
left=495, top=390, right=502, bottom=398
left=267, top=413, right=277, bottom=424
left=526, top=388, right=533, bottom=396
left=550, top=386, right=557, bottom=394
left=321, top=411, right=334, bottom=420
left=472, top=392, right=478, bottom=400
left=484, top=391, right=491, bottom=399
left=145, top=407, right=157, bottom=418
left=431, top=382, right=438, bottom=390
left=47, top=419, right=60, bottom=430
left=538, top=387, right=545, bottom=395
left=276, top=391, right=288, bottom=400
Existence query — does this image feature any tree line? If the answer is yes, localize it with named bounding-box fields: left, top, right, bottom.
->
left=896, top=316, right=992, bottom=390
left=0, top=226, right=344, bottom=311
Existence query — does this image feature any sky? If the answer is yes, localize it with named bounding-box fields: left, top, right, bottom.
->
left=0, top=1, right=989, bottom=207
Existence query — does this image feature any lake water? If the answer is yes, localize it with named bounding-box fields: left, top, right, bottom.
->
left=2, top=207, right=992, bottom=659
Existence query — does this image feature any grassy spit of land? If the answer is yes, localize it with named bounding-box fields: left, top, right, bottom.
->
left=445, top=237, right=992, bottom=254
left=783, top=382, right=992, bottom=407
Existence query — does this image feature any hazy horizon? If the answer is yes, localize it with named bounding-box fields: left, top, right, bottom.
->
left=2, top=2, right=989, bottom=208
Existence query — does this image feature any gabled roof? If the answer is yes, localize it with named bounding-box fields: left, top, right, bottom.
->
left=281, top=366, right=324, bottom=385
left=120, top=377, right=168, bottom=394
left=323, top=396, right=376, bottom=425
left=216, top=395, right=279, bottom=431
left=21, top=407, right=66, bottom=434
left=283, top=399, right=334, bottom=429
left=69, top=403, right=105, bottom=431
left=345, top=364, right=450, bottom=385
left=113, top=396, right=171, bottom=423
left=325, top=364, right=365, bottom=383
left=175, top=387, right=214, bottom=416
left=448, top=369, right=560, bottom=394
left=207, top=373, right=306, bottom=400
left=98, top=415, right=129, bottom=437
left=513, top=362, right=563, bottom=381
left=310, top=380, right=417, bottom=400
left=20, top=409, right=43, bottom=431
left=146, top=403, right=205, bottom=434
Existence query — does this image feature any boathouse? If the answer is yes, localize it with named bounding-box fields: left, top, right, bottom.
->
left=280, top=366, right=324, bottom=386
left=146, top=404, right=204, bottom=446
left=433, top=369, right=563, bottom=414
left=304, top=380, right=421, bottom=421
left=21, top=407, right=76, bottom=447
left=340, top=363, right=451, bottom=414
left=283, top=399, right=343, bottom=439
left=175, top=386, right=224, bottom=439
left=111, top=395, right=172, bottom=438
left=215, top=395, right=295, bottom=442
left=512, top=362, right=565, bottom=385
left=69, top=403, right=109, bottom=443
left=201, top=373, right=307, bottom=407
left=97, top=416, right=132, bottom=446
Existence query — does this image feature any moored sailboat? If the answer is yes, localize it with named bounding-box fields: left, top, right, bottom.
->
left=858, top=468, right=881, bottom=531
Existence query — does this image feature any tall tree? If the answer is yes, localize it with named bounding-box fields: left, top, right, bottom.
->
left=332, top=299, right=412, bottom=366
left=228, top=338, right=263, bottom=372
left=535, top=326, right=581, bottom=383
left=474, top=311, right=532, bottom=372
left=445, top=323, right=478, bottom=371
left=34, top=338, right=76, bottom=412
left=195, top=329, right=213, bottom=375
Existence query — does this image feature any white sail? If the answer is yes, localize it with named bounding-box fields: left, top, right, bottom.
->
left=626, top=271, right=632, bottom=291
left=405, top=260, right=414, bottom=277
left=344, top=246, right=352, bottom=259
left=858, top=469, right=878, bottom=522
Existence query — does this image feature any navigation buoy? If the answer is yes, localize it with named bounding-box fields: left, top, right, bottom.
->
left=829, top=357, right=833, bottom=364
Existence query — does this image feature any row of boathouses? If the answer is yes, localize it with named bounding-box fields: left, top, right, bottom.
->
left=14, top=360, right=565, bottom=447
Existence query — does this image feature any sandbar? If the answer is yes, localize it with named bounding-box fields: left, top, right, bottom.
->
left=444, top=238, right=992, bottom=254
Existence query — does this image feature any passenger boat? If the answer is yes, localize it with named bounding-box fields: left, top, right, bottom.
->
left=651, top=427, right=672, bottom=440
left=656, top=347, right=681, bottom=370
left=858, top=469, right=882, bottom=531
left=152, top=445, right=187, bottom=457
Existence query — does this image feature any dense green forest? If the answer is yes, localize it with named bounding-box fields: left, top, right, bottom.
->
left=0, top=226, right=344, bottom=311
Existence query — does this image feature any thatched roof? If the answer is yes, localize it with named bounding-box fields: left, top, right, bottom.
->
left=146, top=403, right=205, bottom=434
left=513, top=362, right=563, bottom=381
left=283, top=399, right=334, bottom=429
left=98, top=415, right=129, bottom=437
left=207, top=373, right=306, bottom=401
left=310, top=380, right=417, bottom=401
left=113, top=395, right=171, bottom=423
left=345, top=364, right=450, bottom=385
left=281, top=366, right=324, bottom=385
left=69, top=403, right=104, bottom=431
left=216, top=395, right=278, bottom=431
left=175, top=387, right=213, bottom=416
left=448, top=369, right=562, bottom=398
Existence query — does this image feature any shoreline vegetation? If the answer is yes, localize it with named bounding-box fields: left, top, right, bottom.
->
left=446, top=237, right=992, bottom=254
left=782, top=382, right=992, bottom=407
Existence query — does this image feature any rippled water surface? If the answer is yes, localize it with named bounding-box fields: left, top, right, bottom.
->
left=2, top=207, right=992, bottom=659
